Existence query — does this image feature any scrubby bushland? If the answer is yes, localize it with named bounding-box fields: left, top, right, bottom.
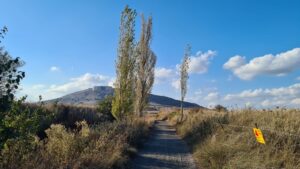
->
left=0, top=97, right=148, bottom=169
left=1, top=120, right=148, bottom=169
left=0, top=96, right=54, bottom=169
left=48, top=103, right=113, bottom=128
left=14, top=100, right=114, bottom=140
left=162, top=108, right=300, bottom=168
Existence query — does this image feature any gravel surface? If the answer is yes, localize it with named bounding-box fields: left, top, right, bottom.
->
left=130, top=120, right=196, bottom=169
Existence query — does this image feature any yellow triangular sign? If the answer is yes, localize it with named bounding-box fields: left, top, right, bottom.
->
left=253, top=128, right=265, bottom=144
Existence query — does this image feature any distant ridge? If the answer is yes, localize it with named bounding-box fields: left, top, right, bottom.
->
left=46, top=86, right=203, bottom=108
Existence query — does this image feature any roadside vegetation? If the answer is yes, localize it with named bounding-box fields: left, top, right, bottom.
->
left=160, top=107, right=300, bottom=168
left=0, top=95, right=150, bottom=169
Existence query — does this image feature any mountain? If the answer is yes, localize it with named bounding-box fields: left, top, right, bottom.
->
left=46, top=86, right=203, bottom=108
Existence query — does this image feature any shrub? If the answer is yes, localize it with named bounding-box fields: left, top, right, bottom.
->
left=0, top=97, right=52, bottom=148
left=0, top=136, right=39, bottom=169
left=0, top=119, right=149, bottom=169
left=214, top=104, right=227, bottom=112
left=97, top=96, right=114, bottom=121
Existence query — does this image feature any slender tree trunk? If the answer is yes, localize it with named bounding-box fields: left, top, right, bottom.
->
left=180, top=98, right=183, bottom=122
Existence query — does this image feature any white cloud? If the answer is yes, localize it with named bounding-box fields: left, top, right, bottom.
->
left=48, top=73, right=110, bottom=94
left=162, top=50, right=216, bottom=90
left=153, top=67, right=176, bottom=88
left=171, top=79, right=180, bottom=90
left=186, top=87, right=220, bottom=107
left=224, top=48, right=300, bottom=80
left=223, top=55, right=246, bottom=70
left=245, top=102, right=252, bottom=107
left=32, top=84, right=46, bottom=90
left=223, top=83, right=300, bottom=107
left=261, top=100, right=271, bottom=107
left=224, top=89, right=265, bottom=100
left=19, top=73, right=114, bottom=101
left=153, top=50, right=216, bottom=92
left=204, top=92, right=219, bottom=101
left=155, top=67, right=174, bottom=79
left=18, top=85, right=43, bottom=101
left=154, top=67, right=175, bottom=84
left=194, top=89, right=202, bottom=95
left=200, top=91, right=220, bottom=107
left=291, top=98, right=300, bottom=105
left=108, top=78, right=116, bottom=87
left=50, top=66, right=60, bottom=72
left=188, top=50, right=216, bottom=74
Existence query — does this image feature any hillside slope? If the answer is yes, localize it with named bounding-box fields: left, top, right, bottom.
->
left=46, top=86, right=202, bottom=108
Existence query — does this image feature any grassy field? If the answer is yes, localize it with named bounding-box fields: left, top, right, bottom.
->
left=0, top=103, right=152, bottom=169
left=160, top=108, right=300, bottom=168
left=2, top=101, right=300, bottom=168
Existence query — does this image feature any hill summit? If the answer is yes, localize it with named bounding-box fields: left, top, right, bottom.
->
left=46, top=86, right=202, bottom=108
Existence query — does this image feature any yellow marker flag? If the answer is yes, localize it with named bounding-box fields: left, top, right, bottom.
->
left=253, top=128, right=265, bottom=144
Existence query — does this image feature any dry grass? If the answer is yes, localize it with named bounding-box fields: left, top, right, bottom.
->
left=161, top=108, right=300, bottom=169
left=143, top=112, right=158, bottom=125
left=0, top=101, right=150, bottom=169
left=1, top=119, right=149, bottom=169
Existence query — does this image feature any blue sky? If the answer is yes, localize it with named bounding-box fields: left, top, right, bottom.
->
left=1, top=0, right=300, bottom=108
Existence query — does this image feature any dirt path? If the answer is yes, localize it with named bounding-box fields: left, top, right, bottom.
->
left=130, top=120, right=196, bottom=169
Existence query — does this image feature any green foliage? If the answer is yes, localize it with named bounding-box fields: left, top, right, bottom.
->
left=0, top=26, right=33, bottom=150
left=0, top=97, right=54, bottom=169
left=0, top=97, right=52, bottom=148
left=0, top=137, right=39, bottom=169
left=112, top=5, right=137, bottom=120
left=44, top=124, right=78, bottom=166
left=0, top=26, right=8, bottom=43
left=0, top=92, right=128, bottom=168
left=97, top=95, right=114, bottom=121
left=0, top=26, right=25, bottom=112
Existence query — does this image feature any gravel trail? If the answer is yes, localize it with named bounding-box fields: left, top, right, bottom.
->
left=130, top=120, right=196, bottom=169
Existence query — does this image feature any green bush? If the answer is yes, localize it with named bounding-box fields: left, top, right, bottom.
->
left=0, top=97, right=51, bottom=148
left=97, top=96, right=114, bottom=121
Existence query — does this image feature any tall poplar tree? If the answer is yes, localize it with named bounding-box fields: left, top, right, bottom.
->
left=134, top=15, right=156, bottom=117
left=112, top=6, right=137, bottom=120
left=179, top=45, right=190, bottom=122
